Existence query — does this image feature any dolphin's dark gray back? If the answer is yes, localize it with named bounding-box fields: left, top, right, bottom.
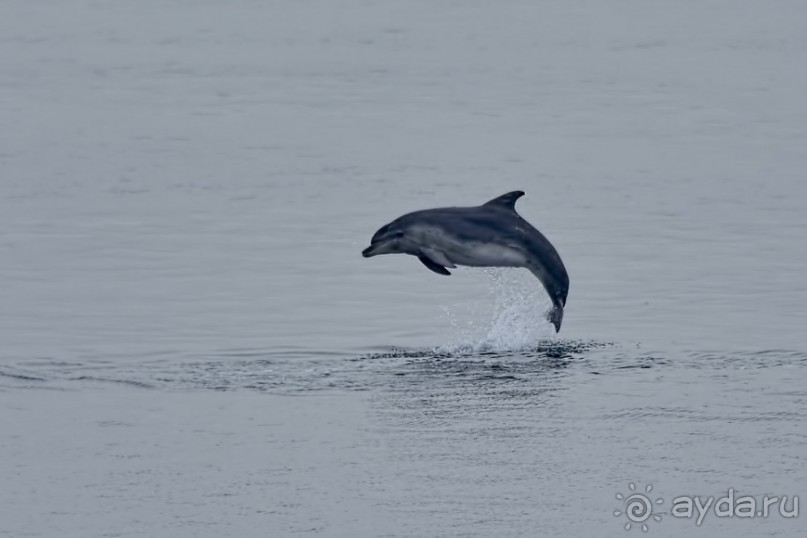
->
left=401, top=191, right=569, bottom=308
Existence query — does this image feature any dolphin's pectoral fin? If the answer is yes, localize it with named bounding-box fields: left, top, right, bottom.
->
left=418, top=256, right=451, bottom=275
left=421, top=247, right=456, bottom=269
left=482, top=191, right=525, bottom=211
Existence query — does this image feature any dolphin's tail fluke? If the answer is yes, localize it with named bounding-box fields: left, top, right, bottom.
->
left=548, top=303, right=564, bottom=333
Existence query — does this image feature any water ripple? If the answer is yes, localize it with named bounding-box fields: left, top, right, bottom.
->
left=2, top=344, right=805, bottom=394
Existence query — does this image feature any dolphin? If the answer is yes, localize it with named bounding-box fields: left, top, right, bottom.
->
left=361, top=191, right=570, bottom=332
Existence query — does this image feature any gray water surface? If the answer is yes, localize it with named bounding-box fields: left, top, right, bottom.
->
left=2, top=1, right=806, bottom=536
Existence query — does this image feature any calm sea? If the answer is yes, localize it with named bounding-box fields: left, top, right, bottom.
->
left=1, top=1, right=806, bottom=536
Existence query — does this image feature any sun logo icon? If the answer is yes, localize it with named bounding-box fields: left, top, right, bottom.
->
left=614, top=482, right=664, bottom=532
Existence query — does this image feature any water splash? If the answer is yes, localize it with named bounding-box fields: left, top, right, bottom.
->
left=438, top=268, right=555, bottom=354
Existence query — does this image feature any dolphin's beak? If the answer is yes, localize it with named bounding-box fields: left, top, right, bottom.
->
left=362, top=245, right=377, bottom=257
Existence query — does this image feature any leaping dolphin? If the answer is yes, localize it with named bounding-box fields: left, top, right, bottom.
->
left=362, top=191, right=570, bottom=332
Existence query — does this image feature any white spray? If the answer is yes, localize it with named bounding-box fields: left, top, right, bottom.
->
left=437, top=268, right=555, bottom=354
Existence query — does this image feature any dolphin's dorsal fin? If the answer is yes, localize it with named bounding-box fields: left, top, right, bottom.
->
left=482, top=191, right=525, bottom=211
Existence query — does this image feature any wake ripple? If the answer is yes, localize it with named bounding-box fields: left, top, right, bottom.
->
left=2, top=343, right=806, bottom=394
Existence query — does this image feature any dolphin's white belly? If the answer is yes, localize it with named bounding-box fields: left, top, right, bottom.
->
left=408, top=225, right=526, bottom=268
left=444, top=243, right=526, bottom=268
